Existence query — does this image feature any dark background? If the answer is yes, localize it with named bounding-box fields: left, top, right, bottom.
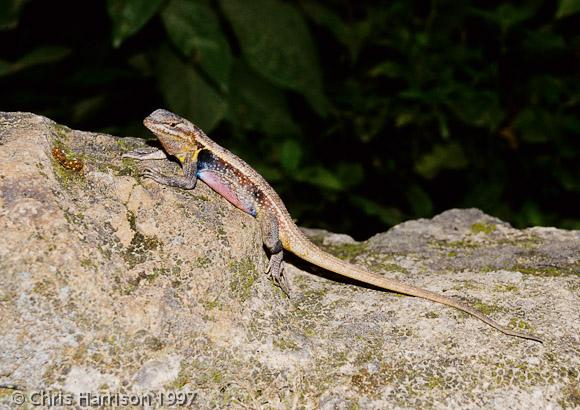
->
left=1, top=0, right=579, bottom=239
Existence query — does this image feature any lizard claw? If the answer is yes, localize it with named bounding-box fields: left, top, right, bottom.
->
left=266, top=252, right=291, bottom=297
left=142, top=167, right=164, bottom=182
left=277, top=272, right=291, bottom=297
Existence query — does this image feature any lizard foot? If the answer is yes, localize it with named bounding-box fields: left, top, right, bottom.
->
left=267, top=251, right=291, bottom=296
left=141, top=167, right=198, bottom=189
left=141, top=167, right=173, bottom=186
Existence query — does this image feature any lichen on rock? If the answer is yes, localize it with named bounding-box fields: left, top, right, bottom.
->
left=0, top=112, right=578, bottom=409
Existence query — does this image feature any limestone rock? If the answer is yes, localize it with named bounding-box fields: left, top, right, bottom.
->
left=0, top=112, right=578, bottom=409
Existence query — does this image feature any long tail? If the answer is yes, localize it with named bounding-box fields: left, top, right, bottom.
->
left=287, top=231, right=543, bottom=343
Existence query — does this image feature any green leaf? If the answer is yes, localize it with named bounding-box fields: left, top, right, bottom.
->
left=394, top=111, right=416, bottom=128
left=528, top=76, right=564, bottom=105
left=14, top=46, right=71, bottom=69
left=561, top=114, right=580, bottom=134
left=0, top=59, right=10, bottom=76
left=228, top=60, right=299, bottom=136
left=71, top=95, right=107, bottom=124
left=435, top=111, right=450, bottom=139
left=414, top=143, right=468, bottom=179
left=300, top=2, right=345, bottom=44
left=406, top=185, right=433, bottom=217
left=0, top=46, right=71, bottom=77
left=350, top=196, right=403, bottom=226
left=107, top=0, right=163, bottom=48
left=156, top=47, right=226, bottom=131
left=551, top=164, right=579, bottom=191
left=300, top=1, right=369, bottom=61
left=512, top=108, right=569, bottom=144
left=280, top=139, right=302, bottom=172
left=446, top=89, right=503, bottom=130
left=220, top=0, right=329, bottom=115
left=161, top=0, right=232, bottom=91
left=369, top=61, right=403, bottom=78
left=471, top=4, right=535, bottom=32
left=253, top=163, right=283, bottom=182
left=0, top=0, right=26, bottom=30
left=556, top=0, right=580, bottom=18
left=523, top=30, right=566, bottom=52
left=520, top=201, right=545, bottom=226
left=295, top=166, right=343, bottom=190
left=335, top=162, right=364, bottom=189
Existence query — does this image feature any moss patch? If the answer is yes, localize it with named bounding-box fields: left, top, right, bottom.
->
left=512, top=265, right=563, bottom=277
left=470, top=222, right=497, bottom=234
left=508, top=318, right=534, bottom=332
left=194, top=256, right=212, bottom=269
left=324, top=242, right=368, bottom=261
left=494, top=283, right=519, bottom=292
left=166, top=364, right=190, bottom=389
left=80, top=258, right=98, bottom=271
left=123, top=211, right=161, bottom=268
left=273, top=337, right=300, bottom=351
left=429, top=239, right=480, bottom=249
left=473, top=301, right=502, bottom=315
left=50, top=143, right=86, bottom=187
left=559, top=382, right=580, bottom=408
left=375, top=262, right=409, bottom=274
left=117, top=157, right=142, bottom=178
left=228, top=257, right=259, bottom=301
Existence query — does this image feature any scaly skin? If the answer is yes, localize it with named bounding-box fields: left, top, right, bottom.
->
left=124, top=109, right=543, bottom=343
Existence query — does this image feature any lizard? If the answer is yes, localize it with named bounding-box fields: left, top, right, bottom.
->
left=123, top=109, right=543, bottom=343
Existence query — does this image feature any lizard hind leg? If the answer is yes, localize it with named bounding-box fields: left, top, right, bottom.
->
left=257, top=211, right=290, bottom=296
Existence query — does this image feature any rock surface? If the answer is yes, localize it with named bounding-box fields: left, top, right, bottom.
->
left=0, top=112, right=578, bottom=409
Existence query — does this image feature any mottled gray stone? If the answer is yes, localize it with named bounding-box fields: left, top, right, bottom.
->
left=0, top=112, right=578, bottom=409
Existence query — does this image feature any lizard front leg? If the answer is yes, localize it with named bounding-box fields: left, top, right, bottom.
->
left=122, top=147, right=168, bottom=161
left=257, top=210, right=290, bottom=296
left=125, top=148, right=202, bottom=190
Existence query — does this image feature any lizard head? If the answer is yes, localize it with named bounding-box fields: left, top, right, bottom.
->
left=143, top=109, right=201, bottom=162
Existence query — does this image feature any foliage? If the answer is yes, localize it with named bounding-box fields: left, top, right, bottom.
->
left=1, top=0, right=579, bottom=237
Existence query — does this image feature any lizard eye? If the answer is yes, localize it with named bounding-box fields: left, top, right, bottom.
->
left=169, top=122, right=178, bottom=127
